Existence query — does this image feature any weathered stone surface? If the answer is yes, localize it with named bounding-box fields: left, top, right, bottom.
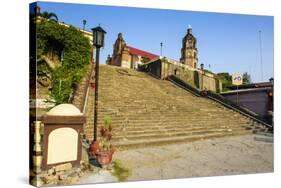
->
left=47, top=167, right=55, bottom=175
left=54, top=163, right=72, bottom=172
left=57, top=175, right=79, bottom=185
left=37, top=76, right=51, bottom=87
left=81, top=147, right=89, bottom=164
left=41, top=174, right=58, bottom=184
left=113, top=135, right=273, bottom=181
left=78, top=171, right=84, bottom=177
left=47, top=104, right=82, bottom=116
left=78, top=169, right=118, bottom=184
left=68, top=174, right=80, bottom=184
left=58, top=174, right=67, bottom=180
left=40, top=166, right=85, bottom=186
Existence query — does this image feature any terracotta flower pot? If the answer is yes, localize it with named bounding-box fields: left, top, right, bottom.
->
left=97, top=150, right=114, bottom=166
left=89, top=141, right=99, bottom=156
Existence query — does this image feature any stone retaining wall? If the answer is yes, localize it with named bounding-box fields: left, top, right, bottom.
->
left=145, top=58, right=222, bottom=92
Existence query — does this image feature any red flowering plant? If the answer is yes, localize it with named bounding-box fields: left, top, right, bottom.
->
left=96, top=116, right=115, bottom=166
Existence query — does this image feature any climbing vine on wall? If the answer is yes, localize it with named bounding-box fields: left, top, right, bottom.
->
left=36, top=20, right=92, bottom=104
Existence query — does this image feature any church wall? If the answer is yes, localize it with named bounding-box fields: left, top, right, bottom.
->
left=161, top=60, right=196, bottom=87
left=174, top=66, right=195, bottom=87
left=202, top=75, right=217, bottom=92
left=131, top=55, right=140, bottom=70
left=159, top=59, right=221, bottom=92
left=111, top=56, right=122, bottom=66
left=144, top=58, right=221, bottom=92
left=197, top=72, right=221, bottom=92
left=143, top=59, right=162, bottom=78
left=121, top=52, right=131, bottom=69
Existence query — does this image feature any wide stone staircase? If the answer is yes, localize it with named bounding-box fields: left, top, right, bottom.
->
left=84, top=65, right=267, bottom=149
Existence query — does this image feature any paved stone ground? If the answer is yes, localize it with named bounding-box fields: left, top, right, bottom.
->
left=77, top=169, right=118, bottom=185
left=76, top=134, right=273, bottom=184
left=114, top=134, right=273, bottom=181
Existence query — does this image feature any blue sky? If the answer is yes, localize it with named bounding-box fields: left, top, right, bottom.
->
left=36, top=2, right=274, bottom=82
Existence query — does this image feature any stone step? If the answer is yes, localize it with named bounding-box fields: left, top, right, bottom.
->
left=92, top=119, right=249, bottom=124
left=112, top=126, right=254, bottom=141
left=94, top=110, right=241, bottom=114
left=83, top=65, right=263, bottom=148
left=94, top=124, right=265, bottom=139
left=112, top=123, right=258, bottom=133
left=92, top=116, right=249, bottom=122
left=112, top=130, right=252, bottom=150
left=95, top=119, right=242, bottom=127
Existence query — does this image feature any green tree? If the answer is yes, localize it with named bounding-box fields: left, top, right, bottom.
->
left=216, top=72, right=232, bottom=92
left=141, top=57, right=150, bottom=63
left=40, top=11, right=58, bottom=22
left=243, top=72, right=251, bottom=84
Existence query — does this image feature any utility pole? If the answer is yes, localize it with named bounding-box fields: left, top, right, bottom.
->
left=160, top=42, right=163, bottom=56
left=259, top=30, right=263, bottom=81
left=83, top=19, right=86, bottom=31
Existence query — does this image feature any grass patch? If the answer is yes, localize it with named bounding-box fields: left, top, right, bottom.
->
left=111, top=159, right=132, bottom=181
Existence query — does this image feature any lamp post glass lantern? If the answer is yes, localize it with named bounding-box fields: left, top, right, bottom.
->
left=92, top=26, right=106, bottom=48
left=90, top=25, right=106, bottom=152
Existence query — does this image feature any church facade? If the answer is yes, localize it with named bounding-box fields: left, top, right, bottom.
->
left=107, top=26, right=198, bottom=70
left=106, top=33, right=159, bottom=69
left=106, top=27, right=222, bottom=93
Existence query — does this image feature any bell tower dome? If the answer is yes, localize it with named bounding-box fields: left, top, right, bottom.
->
left=180, top=25, right=198, bottom=68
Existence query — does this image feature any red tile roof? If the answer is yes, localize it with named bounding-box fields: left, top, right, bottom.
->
left=127, top=46, right=159, bottom=60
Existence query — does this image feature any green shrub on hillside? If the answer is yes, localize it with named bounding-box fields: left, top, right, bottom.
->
left=216, top=72, right=232, bottom=92
left=36, top=20, right=91, bottom=104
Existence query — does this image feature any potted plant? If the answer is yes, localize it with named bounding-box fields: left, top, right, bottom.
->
left=200, top=87, right=208, bottom=97
left=88, top=140, right=99, bottom=157
left=96, top=116, right=115, bottom=167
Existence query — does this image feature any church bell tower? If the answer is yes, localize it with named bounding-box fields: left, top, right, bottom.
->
left=180, top=25, right=198, bottom=68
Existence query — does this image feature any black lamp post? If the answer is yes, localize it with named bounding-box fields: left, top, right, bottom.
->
left=91, top=26, right=106, bottom=143
left=200, top=63, right=204, bottom=90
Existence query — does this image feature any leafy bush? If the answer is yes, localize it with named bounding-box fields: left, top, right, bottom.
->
left=36, top=20, right=91, bottom=104
left=112, top=159, right=131, bottom=181
left=216, top=72, right=232, bottom=92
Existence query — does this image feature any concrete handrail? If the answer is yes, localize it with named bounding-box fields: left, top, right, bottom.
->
left=167, top=74, right=273, bottom=129
left=207, top=91, right=272, bottom=128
